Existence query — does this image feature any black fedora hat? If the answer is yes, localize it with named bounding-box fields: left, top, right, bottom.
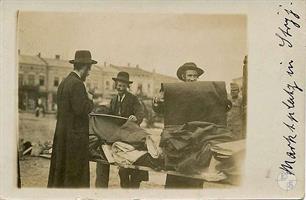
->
left=112, top=71, right=133, bottom=84
left=69, top=50, right=97, bottom=64
left=176, top=62, right=204, bottom=81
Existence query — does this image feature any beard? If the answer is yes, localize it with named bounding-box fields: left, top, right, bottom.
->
left=80, top=73, right=87, bottom=82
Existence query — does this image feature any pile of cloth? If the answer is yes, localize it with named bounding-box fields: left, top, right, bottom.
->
left=159, top=81, right=239, bottom=176
left=160, top=121, right=234, bottom=174
left=89, top=111, right=162, bottom=170
left=211, top=139, right=245, bottom=185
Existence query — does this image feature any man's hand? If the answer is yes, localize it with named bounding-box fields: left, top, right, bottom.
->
left=153, top=91, right=164, bottom=105
left=128, top=115, right=138, bottom=122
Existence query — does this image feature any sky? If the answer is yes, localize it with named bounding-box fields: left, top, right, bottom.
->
left=18, top=12, right=247, bottom=84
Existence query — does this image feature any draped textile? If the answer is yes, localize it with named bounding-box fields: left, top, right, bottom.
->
left=160, top=121, right=234, bottom=174
left=163, top=81, right=229, bottom=126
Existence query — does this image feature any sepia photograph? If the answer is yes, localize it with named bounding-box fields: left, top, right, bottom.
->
left=0, top=0, right=304, bottom=199
left=16, top=11, right=248, bottom=189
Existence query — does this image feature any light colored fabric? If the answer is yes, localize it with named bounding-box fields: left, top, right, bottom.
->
left=210, top=139, right=245, bottom=156
left=146, top=136, right=159, bottom=159
left=102, top=145, right=115, bottom=164
left=111, top=142, right=147, bottom=166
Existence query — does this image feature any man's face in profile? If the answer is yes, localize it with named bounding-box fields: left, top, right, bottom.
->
left=231, top=89, right=239, bottom=99
left=80, top=64, right=92, bottom=82
left=184, top=70, right=199, bottom=82
left=116, top=81, right=129, bottom=95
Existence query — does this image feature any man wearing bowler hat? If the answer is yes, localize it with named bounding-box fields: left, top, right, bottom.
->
left=96, top=71, right=147, bottom=188
left=48, top=50, right=97, bottom=188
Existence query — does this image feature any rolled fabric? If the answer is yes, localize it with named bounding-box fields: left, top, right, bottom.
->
left=89, top=114, right=149, bottom=149
left=163, top=81, right=228, bottom=126
left=89, top=113, right=127, bottom=143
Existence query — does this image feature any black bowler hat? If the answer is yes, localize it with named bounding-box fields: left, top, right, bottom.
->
left=112, top=71, right=133, bottom=84
left=69, top=50, right=97, bottom=64
left=176, top=62, right=204, bottom=81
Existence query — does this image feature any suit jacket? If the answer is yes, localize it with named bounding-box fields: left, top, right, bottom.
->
left=109, top=91, right=147, bottom=182
left=109, top=91, right=144, bottom=125
left=48, top=72, right=93, bottom=188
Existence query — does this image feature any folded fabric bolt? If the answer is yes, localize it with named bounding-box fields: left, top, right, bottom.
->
left=112, top=142, right=147, bottom=166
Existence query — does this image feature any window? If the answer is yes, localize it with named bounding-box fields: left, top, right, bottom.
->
left=105, top=81, right=110, bottom=90
left=28, top=74, right=35, bottom=86
left=19, top=74, right=23, bottom=86
left=39, top=75, right=45, bottom=86
left=54, top=77, right=59, bottom=87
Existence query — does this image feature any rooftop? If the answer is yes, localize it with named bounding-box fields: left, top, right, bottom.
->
left=18, top=54, right=177, bottom=80
left=19, top=54, right=46, bottom=66
left=110, top=64, right=153, bottom=76
left=40, top=57, right=70, bottom=68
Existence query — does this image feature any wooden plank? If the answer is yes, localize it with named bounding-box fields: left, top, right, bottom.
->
left=23, top=147, right=33, bottom=156
left=38, top=153, right=226, bottom=181
left=89, top=113, right=128, bottom=120
left=39, top=154, right=51, bottom=159
left=90, top=159, right=226, bottom=181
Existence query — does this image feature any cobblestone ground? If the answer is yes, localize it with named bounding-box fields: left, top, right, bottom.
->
left=19, top=112, right=231, bottom=189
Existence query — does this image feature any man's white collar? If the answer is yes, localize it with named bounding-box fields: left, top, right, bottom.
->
left=72, top=70, right=81, bottom=79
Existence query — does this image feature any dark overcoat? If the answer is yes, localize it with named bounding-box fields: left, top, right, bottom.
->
left=48, top=72, right=93, bottom=188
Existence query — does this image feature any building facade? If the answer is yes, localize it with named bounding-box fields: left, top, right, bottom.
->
left=18, top=53, right=178, bottom=112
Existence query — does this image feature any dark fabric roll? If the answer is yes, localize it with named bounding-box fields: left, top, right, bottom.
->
left=89, top=115, right=149, bottom=149
left=163, top=81, right=228, bottom=126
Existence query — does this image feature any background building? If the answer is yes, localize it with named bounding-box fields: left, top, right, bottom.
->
left=18, top=53, right=178, bottom=112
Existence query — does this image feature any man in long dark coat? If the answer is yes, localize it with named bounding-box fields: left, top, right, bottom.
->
left=48, top=50, right=97, bottom=188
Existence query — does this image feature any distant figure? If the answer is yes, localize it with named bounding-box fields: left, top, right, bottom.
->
left=35, top=98, right=45, bottom=117
left=48, top=50, right=96, bottom=188
left=35, top=106, right=40, bottom=117
left=227, top=83, right=243, bottom=140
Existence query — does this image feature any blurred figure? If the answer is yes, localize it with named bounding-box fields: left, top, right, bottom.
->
left=35, top=98, right=45, bottom=117
left=227, top=82, right=243, bottom=140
